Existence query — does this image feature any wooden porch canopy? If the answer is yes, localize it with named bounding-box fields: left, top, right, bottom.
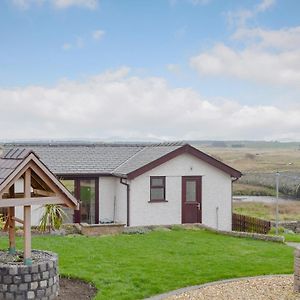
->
left=0, top=148, right=79, bottom=265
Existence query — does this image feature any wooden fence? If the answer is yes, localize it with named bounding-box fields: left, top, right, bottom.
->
left=232, top=213, right=271, bottom=234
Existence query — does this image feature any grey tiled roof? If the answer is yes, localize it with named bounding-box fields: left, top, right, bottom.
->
left=0, top=148, right=34, bottom=185
left=113, top=145, right=181, bottom=175
left=2, top=142, right=184, bottom=176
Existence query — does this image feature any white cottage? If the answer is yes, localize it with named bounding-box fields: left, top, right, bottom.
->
left=2, top=142, right=241, bottom=231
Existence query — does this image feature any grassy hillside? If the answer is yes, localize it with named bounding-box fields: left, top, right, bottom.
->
left=193, top=142, right=300, bottom=198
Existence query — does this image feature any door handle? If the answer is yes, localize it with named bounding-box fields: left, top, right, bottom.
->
left=197, top=203, right=201, bottom=210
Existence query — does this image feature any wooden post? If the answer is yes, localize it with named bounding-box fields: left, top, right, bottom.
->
left=24, top=169, right=32, bottom=265
left=8, top=185, right=16, bottom=254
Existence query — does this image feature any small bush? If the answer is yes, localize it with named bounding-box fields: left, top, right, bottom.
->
left=123, top=227, right=151, bottom=235
left=269, top=226, right=285, bottom=235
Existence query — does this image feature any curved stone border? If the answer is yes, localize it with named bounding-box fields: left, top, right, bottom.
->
left=0, top=250, right=59, bottom=300
left=144, top=274, right=291, bottom=300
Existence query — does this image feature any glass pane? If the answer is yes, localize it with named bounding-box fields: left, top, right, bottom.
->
left=151, top=178, right=164, bottom=186
left=61, top=180, right=75, bottom=195
left=151, top=188, right=164, bottom=200
left=186, top=180, right=196, bottom=202
left=80, top=179, right=96, bottom=224
left=60, top=179, right=75, bottom=223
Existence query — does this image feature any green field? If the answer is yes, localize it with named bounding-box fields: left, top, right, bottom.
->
left=0, top=228, right=294, bottom=300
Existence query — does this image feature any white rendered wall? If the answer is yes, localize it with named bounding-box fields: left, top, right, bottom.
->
left=98, top=177, right=117, bottom=223
left=115, top=180, right=128, bottom=224
left=98, top=176, right=127, bottom=224
left=129, top=153, right=232, bottom=231
left=14, top=178, right=45, bottom=226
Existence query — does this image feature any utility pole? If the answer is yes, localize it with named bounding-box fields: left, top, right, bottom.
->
left=275, top=172, right=280, bottom=235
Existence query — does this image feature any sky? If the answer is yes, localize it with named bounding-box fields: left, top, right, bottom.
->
left=0, top=0, right=300, bottom=141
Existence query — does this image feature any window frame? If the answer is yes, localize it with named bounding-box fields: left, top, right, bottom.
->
left=149, top=176, right=167, bottom=202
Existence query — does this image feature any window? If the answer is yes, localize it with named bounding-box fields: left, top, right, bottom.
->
left=185, top=180, right=197, bottom=202
left=150, top=176, right=166, bottom=202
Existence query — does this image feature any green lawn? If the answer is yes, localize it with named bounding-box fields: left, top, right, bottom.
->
left=0, top=228, right=294, bottom=300
left=282, top=233, right=300, bottom=242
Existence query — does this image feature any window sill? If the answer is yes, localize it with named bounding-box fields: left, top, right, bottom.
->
left=148, top=200, right=168, bottom=203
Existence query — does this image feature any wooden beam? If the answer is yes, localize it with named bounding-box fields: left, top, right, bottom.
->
left=32, top=189, right=55, bottom=197
left=29, top=158, right=79, bottom=209
left=0, top=196, right=64, bottom=207
left=8, top=185, right=16, bottom=254
left=0, top=154, right=78, bottom=210
left=31, top=171, right=51, bottom=192
left=24, top=206, right=31, bottom=265
left=24, top=169, right=32, bottom=265
left=3, top=218, right=9, bottom=232
left=11, top=216, right=24, bottom=225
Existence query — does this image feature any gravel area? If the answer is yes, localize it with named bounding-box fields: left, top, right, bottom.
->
left=0, top=249, right=54, bottom=264
left=165, top=275, right=300, bottom=300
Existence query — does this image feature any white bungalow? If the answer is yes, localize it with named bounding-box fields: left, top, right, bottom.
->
left=1, top=142, right=241, bottom=231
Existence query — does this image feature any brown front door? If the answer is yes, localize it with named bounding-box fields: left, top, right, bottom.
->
left=182, top=176, right=202, bottom=223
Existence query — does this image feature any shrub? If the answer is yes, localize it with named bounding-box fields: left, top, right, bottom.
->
left=0, top=214, right=4, bottom=230
left=269, top=226, right=285, bottom=235
left=39, top=204, right=67, bottom=232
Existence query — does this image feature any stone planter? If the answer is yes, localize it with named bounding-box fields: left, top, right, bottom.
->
left=0, top=250, right=59, bottom=300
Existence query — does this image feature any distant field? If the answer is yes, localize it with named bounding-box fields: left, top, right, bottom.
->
left=233, top=183, right=276, bottom=196
left=200, top=146, right=300, bottom=173
left=194, top=144, right=300, bottom=198
left=233, top=200, right=300, bottom=221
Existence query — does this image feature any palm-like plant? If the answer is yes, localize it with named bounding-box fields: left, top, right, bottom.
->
left=39, top=205, right=67, bottom=233
left=0, top=214, right=4, bottom=230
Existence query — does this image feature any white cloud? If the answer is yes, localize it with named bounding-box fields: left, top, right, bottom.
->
left=11, top=0, right=98, bottom=9
left=1, top=67, right=300, bottom=141
left=92, top=30, right=105, bottom=41
left=53, top=0, right=98, bottom=9
left=226, top=0, right=275, bottom=27
left=190, top=24, right=300, bottom=87
left=232, top=26, right=300, bottom=50
left=256, top=0, right=275, bottom=12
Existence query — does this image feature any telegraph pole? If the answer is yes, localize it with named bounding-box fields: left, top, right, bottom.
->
left=275, top=172, right=280, bottom=235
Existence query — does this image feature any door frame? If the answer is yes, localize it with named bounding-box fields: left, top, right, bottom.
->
left=61, top=176, right=99, bottom=224
left=181, top=176, right=202, bottom=224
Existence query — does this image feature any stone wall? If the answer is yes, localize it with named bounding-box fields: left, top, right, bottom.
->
left=271, top=221, right=300, bottom=233
left=182, top=223, right=285, bottom=243
left=294, top=248, right=300, bottom=292
left=80, top=223, right=125, bottom=236
left=0, top=250, right=59, bottom=300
